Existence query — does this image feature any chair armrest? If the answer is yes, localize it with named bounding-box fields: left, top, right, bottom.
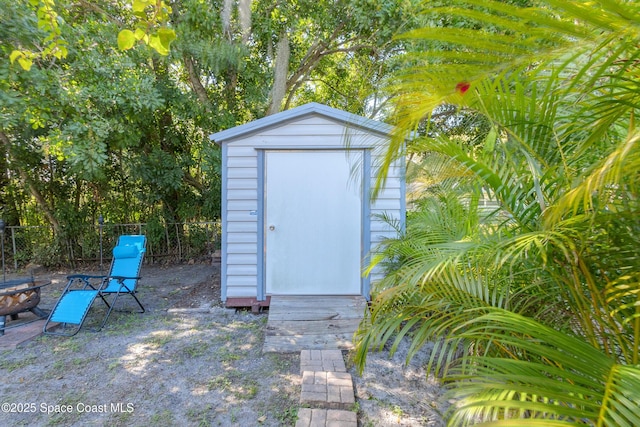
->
left=66, top=274, right=106, bottom=280
left=99, top=276, right=141, bottom=292
left=107, top=275, right=141, bottom=281
left=65, top=274, right=106, bottom=290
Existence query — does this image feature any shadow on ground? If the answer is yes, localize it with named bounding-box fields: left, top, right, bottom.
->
left=1, top=262, right=446, bottom=426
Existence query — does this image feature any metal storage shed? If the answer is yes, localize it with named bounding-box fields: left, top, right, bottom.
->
left=210, top=102, right=405, bottom=309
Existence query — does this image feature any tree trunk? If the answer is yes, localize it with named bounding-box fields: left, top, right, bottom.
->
left=0, top=132, right=61, bottom=232
left=266, top=32, right=290, bottom=115
left=239, top=0, right=252, bottom=44
left=221, top=0, right=232, bottom=38
left=184, top=55, right=212, bottom=110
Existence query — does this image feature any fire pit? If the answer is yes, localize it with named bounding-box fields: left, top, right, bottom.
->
left=0, top=278, right=50, bottom=336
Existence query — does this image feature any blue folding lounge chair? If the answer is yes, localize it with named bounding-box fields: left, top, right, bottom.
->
left=43, top=235, right=146, bottom=336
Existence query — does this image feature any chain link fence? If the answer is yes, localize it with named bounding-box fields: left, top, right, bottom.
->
left=0, top=221, right=221, bottom=272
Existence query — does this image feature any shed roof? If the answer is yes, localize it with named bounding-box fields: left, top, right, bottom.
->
left=209, top=102, right=393, bottom=144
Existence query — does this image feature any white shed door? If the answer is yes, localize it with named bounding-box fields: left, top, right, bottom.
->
left=265, top=150, right=362, bottom=295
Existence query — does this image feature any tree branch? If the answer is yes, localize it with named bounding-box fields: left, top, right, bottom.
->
left=283, top=22, right=380, bottom=110
left=322, top=44, right=377, bottom=55
left=183, top=172, right=204, bottom=193
left=284, top=22, right=348, bottom=94
left=74, top=0, right=120, bottom=24
left=183, top=55, right=212, bottom=110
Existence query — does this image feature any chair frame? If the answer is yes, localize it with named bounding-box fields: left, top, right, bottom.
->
left=44, top=235, right=146, bottom=336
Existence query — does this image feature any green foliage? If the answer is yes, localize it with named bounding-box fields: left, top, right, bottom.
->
left=1, top=0, right=419, bottom=257
left=10, top=0, right=175, bottom=66
left=10, top=0, right=68, bottom=70
left=117, top=0, right=176, bottom=55
left=1, top=0, right=222, bottom=231
left=356, top=0, right=640, bottom=425
left=143, top=216, right=166, bottom=253
left=447, top=311, right=640, bottom=426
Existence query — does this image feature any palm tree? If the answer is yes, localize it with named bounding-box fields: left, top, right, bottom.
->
left=355, top=1, right=640, bottom=425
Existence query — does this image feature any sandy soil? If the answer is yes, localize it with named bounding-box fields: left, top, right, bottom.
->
left=0, top=262, right=446, bottom=426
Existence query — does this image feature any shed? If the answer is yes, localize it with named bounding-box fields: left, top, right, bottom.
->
left=210, top=102, right=405, bottom=309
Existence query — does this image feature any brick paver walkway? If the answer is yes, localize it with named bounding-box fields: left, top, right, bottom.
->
left=296, top=408, right=357, bottom=427
left=296, top=349, right=358, bottom=427
left=300, top=349, right=346, bottom=373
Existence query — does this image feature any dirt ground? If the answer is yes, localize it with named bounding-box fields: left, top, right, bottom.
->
left=0, top=262, right=447, bottom=426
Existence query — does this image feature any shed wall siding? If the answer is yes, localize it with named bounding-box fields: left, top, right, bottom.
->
left=222, top=114, right=403, bottom=299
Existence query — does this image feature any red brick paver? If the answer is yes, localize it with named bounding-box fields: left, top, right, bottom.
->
left=295, top=408, right=357, bottom=427
left=300, top=349, right=346, bottom=373
left=297, top=349, right=358, bottom=426
left=300, top=371, right=355, bottom=409
left=0, top=318, right=50, bottom=350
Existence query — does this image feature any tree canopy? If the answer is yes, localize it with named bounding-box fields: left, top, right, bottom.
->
left=1, top=0, right=421, bottom=237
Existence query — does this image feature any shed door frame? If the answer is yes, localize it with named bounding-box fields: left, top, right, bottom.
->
left=256, top=148, right=371, bottom=300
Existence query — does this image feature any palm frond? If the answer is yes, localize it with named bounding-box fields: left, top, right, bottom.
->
left=446, top=310, right=640, bottom=426
left=376, top=0, right=640, bottom=189
left=544, top=129, right=640, bottom=225
left=362, top=1, right=640, bottom=425
left=355, top=192, right=544, bottom=375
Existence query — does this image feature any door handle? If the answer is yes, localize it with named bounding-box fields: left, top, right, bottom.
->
left=269, top=225, right=275, bottom=231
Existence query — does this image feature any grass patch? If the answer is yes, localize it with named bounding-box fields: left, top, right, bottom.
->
left=109, top=408, right=135, bottom=426
left=262, top=388, right=300, bottom=426
left=229, top=318, right=265, bottom=332
left=195, top=320, right=223, bottom=330
left=142, top=331, right=173, bottom=348
left=214, top=347, right=245, bottom=363
left=186, top=404, right=214, bottom=426
left=1, top=355, right=38, bottom=373
left=274, top=405, right=298, bottom=425
left=207, top=371, right=258, bottom=400
left=207, top=375, right=232, bottom=391
left=45, top=392, right=83, bottom=426
left=182, top=341, right=210, bottom=358
left=266, top=353, right=296, bottom=372
left=51, top=339, right=81, bottom=354
left=232, top=379, right=258, bottom=400
left=211, top=332, right=232, bottom=343
left=43, top=360, right=66, bottom=379
left=150, top=409, right=174, bottom=425
left=392, top=404, right=404, bottom=417
left=70, top=357, right=90, bottom=369
left=103, top=312, right=145, bottom=335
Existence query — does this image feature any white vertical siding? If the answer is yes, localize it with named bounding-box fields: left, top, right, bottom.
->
left=368, top=146, right=404, bottom=284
